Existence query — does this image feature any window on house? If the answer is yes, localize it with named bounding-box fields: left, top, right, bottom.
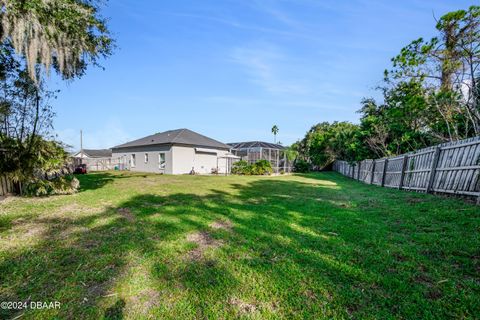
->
left=159, top=153, right=166, bottom=169
left=131, top=154, right=136, bottom=167
left=145, top=153, right=149, bottom=163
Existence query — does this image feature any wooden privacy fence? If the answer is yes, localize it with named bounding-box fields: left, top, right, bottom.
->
left=73, top=157, right=123, bottom=172
left=0, top=175, right=14, bottom=196
left=333, top=136, right=480, bottom=203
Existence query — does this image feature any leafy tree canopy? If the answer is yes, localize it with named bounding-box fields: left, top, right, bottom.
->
left=0, top=0, right=114, bottom=82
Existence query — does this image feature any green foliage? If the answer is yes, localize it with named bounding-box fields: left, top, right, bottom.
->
left=0, top=135, right=75, bottom=196
left=231, top=159, right=273, bottom=175
left=231, top=160, right=250, bottom=175
left=296, top=121, right=366, bottom=169
left=0, top=0, right=113, bottom=195
left=357, top=81, right=438, bottom=157
left=271, top=125, right=279, bottom=135
left=0, top=0, right=114, bottom=81
left=284, top=144, right=299, bottom=162
left=387, top=5, right=480, bottom=139
left=271, top=125, right=279, bottom=143
left=293, top=159, right=310, bottom=173
left=296, top=6, right=480, bottom=165
left=23, top=174, right=79, bottom=196
left=251, top=159, right=273, bottom=175
left=1, top=136, right=69, bottom=181
left=0, top=42, right=70, bottom=195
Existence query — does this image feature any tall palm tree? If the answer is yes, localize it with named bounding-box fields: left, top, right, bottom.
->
left=271, top=125, right=279, bottom=143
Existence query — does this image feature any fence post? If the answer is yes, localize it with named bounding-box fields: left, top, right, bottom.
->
left=1, top=175, right=8, bottom=196
left=398, top=155, right=408, bottom=190
left=381, top=159, right=389, bottom=187
left=0, top=175, right=4, bottom=196
left=370, top=160, right=376, bottom=184
left=426, top=146, right=441, bottom=193
left=357, top=161, right=361, bottom=180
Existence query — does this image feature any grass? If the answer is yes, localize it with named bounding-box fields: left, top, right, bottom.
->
left=0, top=171, right=479, bottom=319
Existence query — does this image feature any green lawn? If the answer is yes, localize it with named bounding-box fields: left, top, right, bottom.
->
left=0, top=172, right=479, bottom=319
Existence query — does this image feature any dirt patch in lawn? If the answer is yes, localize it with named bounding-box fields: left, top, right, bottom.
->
left=141, top=201, right=164, bottom=208
left=186, top=219, right=234, bottom=260
left=52, top=203, right=104, bottom=217
left=209, top=219, right=233, bottom=231
left=117, top=208, right=135, bottom=222
left=407, top=197, right=426, bottom=204
left=56, top=203, right=82, bottom=214
left=228, top=297, right=258, bottom=315
left=129, top=288, right=160, bottom=313
left=1, top=222, right=46, bottom=251
left=186, top=231, right=223, bottom=261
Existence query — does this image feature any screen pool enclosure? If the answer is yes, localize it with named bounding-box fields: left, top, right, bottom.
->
left=228, top=141, right=292, bottom=173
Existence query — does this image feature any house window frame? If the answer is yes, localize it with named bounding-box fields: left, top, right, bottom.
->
left=159, top=153, right=166, bottom=169
left=131, top=154, right=136, bottom=167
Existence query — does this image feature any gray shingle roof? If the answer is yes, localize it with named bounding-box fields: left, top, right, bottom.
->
left=112, top=129, right=230, bottom=150
left=227, top=141, right=285, bottom=150
left=82, top=149, right=112, bottom=158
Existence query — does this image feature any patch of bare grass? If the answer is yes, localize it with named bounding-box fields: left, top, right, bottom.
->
left=186, top=231, right=223, bottom=261
left=227, top=297, right=278, bottom=315
left=128, top=288, right=160, bottom=314
left=209, top=219, right=233, bottom=231
left=228, top=297, right=258, bottom=315
left=117, top=207, right=135, bottom=222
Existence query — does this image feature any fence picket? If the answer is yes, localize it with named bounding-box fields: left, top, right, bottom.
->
left=370, top=160, right=376, bottom=184
left=426, top=146, right=441, bottom=193
left=334, top=136, right=480, bottom=202
left=399, top=155, right=408, bottom=190
left=0, top=175, right=13, bottom=197
left=381, top=159, right=388, bottom=187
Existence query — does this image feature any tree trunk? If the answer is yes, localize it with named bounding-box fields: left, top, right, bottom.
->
left=27, top=88, right=40, bottom=153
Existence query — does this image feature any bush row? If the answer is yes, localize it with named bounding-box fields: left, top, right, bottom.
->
left=23, top=174, right=80, bottom=196
left=231, top=160, right=273, bottom=175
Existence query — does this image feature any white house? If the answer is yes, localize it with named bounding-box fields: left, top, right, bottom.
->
left=111, top=128, right=234, bottom=174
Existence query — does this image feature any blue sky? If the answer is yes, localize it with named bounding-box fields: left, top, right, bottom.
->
left=52, top=0, right=474, bottom=150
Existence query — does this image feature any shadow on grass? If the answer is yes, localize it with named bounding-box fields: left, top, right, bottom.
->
left=0, top=173, right=479, bottom=318
left=76, top=171, right=151, bottom=192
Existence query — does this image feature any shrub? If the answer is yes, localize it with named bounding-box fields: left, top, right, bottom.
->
left=24, top=174, right=80, bottom=196
left=294, top=159, right=310, bottom=173
left=251, top=159, right=273, bottom=175
left=231, top=160, right=250, bottom=175
left=232, top=160, right=273, bottom=175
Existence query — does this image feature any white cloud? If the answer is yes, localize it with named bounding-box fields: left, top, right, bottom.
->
left=247, top=0, right=303, bottom=29
left=203, top=95, right=354, bottom=111
left=230, top=44, right=311, bottom=94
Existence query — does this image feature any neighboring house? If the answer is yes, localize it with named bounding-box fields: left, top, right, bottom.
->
left=72, top=149, right=112, bottom=159
left=228, top=141, right=292, bottom=173
left=72, top=149, right=119, bottom=171
left=112, top=128, right=233, bottom=174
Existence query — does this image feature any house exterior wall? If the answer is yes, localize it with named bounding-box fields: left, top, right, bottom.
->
left=171, top=145, right=229, bottom=174
left=112, top=145, right=173, bottom=174
left=112, top=144, right=230, bottom=175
